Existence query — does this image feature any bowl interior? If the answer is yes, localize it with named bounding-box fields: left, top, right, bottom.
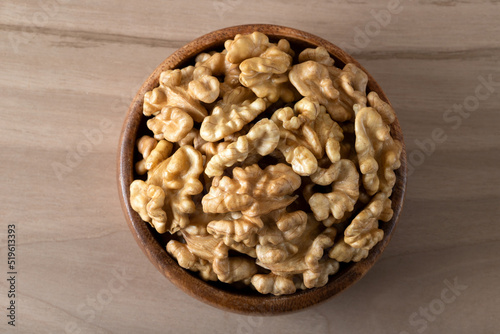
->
left=118, top=24, right=407, bottom=314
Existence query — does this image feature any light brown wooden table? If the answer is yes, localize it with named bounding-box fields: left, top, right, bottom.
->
left=1, top=1, right=499, bottom=333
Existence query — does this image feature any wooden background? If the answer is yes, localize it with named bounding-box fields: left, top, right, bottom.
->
left=1, top=1, right=499, bottom=333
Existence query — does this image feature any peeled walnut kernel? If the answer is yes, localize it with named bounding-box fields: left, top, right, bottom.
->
left=289, top=60, right=351, bottom=122
left=293, top=97, right=322, bottom=125
left=167, top=240, right=218, bottom=281
left=367, top=91, right=396, bottom=124
left=255, top=217, right=339, bottom=293
left=271, top=107, right=323, bottom=176
left=130, top=145, right=204, bottom=234
left=135, top=135, right=159, bottom=175
left=329, top=237, right=369, bottom=262
left=239, top=46, right=294, bottom=103
left=147, top=107, right=193, bottom=142
left=188, top=66, right=220, bottom=104
left=207, top=214, right=263, bottom=248
left=276, top=210, right=308, bottom=242
left=334, top=63, right=369, bottom=111
left=195, top=51, right=241, bottom=92
left=153, top=65, right=219, bottom=122
left=355, top=107, right=402, bottom=196
left=255, top=210, right=307, bottom=265
left=251, top=273, right=296, bottom=295
left=344, top=192, right=393, bottom=250
left=143, top=87, right=168, bottom=117
left=130, top=181, right=167, bottom=233
left=308, top=159, right=359, bottom=222
left=312, top=106, right=344, bottom=163
left=177, top=128, right=207, bottom=151
left=202, top=163, right=301, bottom=217
left=212, top=242, right=258, bottom=284
left=298, top=46, right=335, bottom=66
left=144, top=140, right=173, bottom=171
left=199, top=87, right=267, bottom=142
left=205, top=119, right=280, bottom=177
left=224, top=31, right=272, bottom=64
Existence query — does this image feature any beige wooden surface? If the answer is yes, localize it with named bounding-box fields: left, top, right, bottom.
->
left=1, top=1, right=499, bottom=333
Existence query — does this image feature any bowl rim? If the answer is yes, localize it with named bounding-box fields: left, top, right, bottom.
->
left=117, top=23, right=407, bottom=315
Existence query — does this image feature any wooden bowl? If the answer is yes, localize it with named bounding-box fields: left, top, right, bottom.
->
left=117, top=24, right=407, bottom=314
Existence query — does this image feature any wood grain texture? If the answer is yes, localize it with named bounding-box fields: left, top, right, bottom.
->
left=1, top=0, right=499, bottom=332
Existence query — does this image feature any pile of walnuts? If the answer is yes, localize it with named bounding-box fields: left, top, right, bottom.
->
left=130, top=32, right=402, bottom=295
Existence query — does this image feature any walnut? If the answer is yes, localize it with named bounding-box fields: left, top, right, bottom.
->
left=333, top=63, right=368, bottom=112
left=130, top=181, right=168, bottom=233
left=256, top=242, right=299, bottom=266
left=304, top=227, right=336, bottom=271
left=344, top=192, right=393, bottom=250
left=255, top=216, right=339, bottom=292
left=199, top=141, right=231, bottom=168
left=189, top=66, right=220, bottom=103
left=143, top=87, right=168, bottom=117
left=166, top=240, right=218, bottom=281
left=147, top=106, right=194, bottom=142
left=144, top=139, right=173, bottom=171
left=202, top=163, right=301, bottom=217
left=312, top=105, right=344, bottom=163
left=195, top=51, right=241, bottom=91
left=293, top=97, right=322, bottom=125
left=355, top=107, right=402, bottom=196
left=130, top=145, right=204, bottom=233
left=177, top=128, right=207, bottom=151
left=207, top=213, right=263, bottom=248
left=135, top=135, right=159, bottom=175
left=223, top=123, right=252, bottom=142
left=285, top=145, right=318, bottom=176
left=298, top=46, right=335, bottom=66
left=146, top=65, right=219, bottom=123
left=289, top=61, right=351, bottom=122
left=303, top=258, right=339, bottom=289
left=212, top=242, right=258, bottom=284
left=329, top=237, right=369, bottom=262
left=276, top=38, right=295, bottom=57
left=251, top=273, right=296, bottom=295
left=271, top=106, right=323, bottom=176
left=130, top=140, right=175, bottom=232
left=168, top=213, right=258, bottom=284
left=255, top=210, right=307, bottom=265
left=224, top=31, right=272, bottom=64
left=308, top=159, right=359, bottom=221
left=199, top=87, right=267, bottom=142
left=367, top=91, right=396, bottom=124
left=181, top=209, right=218, bottom=236
left=205, top=119, right=280, bottom=177
left=206, top=208, right=307, bottom=265
left=239, top=46, right=294, bottom=103
left=276, top=210, right=308, bottom=241
left=166, top=219, right=224, bottom=279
